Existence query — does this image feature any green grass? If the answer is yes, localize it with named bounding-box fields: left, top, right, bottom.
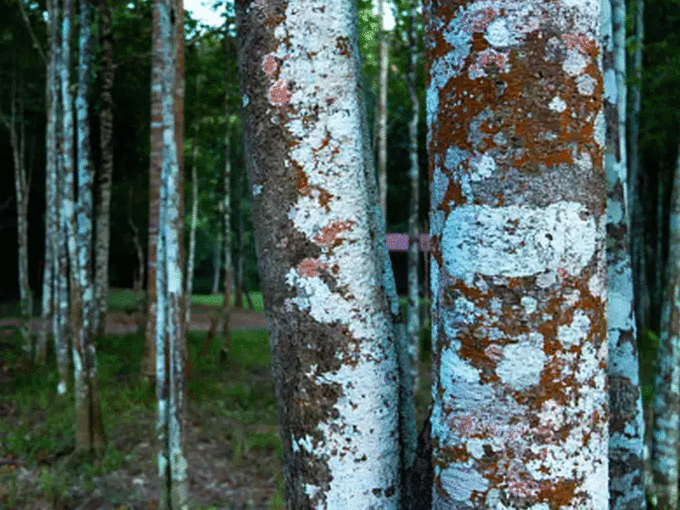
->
left=107, top=287, right=265, bottom=313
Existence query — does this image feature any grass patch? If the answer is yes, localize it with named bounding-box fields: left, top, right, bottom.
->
left=108, top=288, right=265, bottom=313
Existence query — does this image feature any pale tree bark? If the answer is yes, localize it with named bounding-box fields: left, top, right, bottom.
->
left=128, top=189, right=145, bottom=293
left=425, top=1, right=608, bottom=507
left=629, top=0, right=647, bottom=330
left=184, top=79, right=201, bottom=330
left=375, top=0, right=389, bottom=219
left=39, top=0, right=61, bottom=364
left=211, top=232, right=221, bottom=294
left=234, top=169, right=246, bottom=309
left=69, top=0, right=106, bottom=452
left=3, top=69, right=33, bottom=351
left=156, top=0, right=188, bottom=506
left=235, top=0, right=404, bottom=506
left=93, top=0, right=115, bottom=338
left=651, top=141, right=680, bottom=510
left=604, top=0, right=647, bottom=507
left=406, top=0, right=420, bottom=398
left=145, top=0, right=163, bottom=381
left=221, top=113, right=232, bottom=357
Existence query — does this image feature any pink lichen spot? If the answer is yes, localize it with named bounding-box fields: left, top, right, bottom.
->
left=462, top=6, right=497, bottom=33
left=262, top=54, right=277, bottom=77
left=314, top=220, right=355, bottom=247
left=269, top=79, right=292, bottom=106
left=563, top=33, right=596, bottom=54
left=297, top=258, right=327, bottom=277
left=448, top=415, right=476, bottom=436
left=469, top=49, right=509, bottom=78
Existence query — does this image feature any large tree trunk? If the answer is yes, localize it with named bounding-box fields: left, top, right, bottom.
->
left=651, top=141, right=680, bottom=510
left=93, top=0, right=115, bottom=338
left=155, top=0, right=188, bottom=506
left=425, top=1, right=608, bottom=506
left=604, top=0, right=647, bottom=507
left=375, top=0, right=389, bottom=219
left=38, top=0, right=60, bottom=363
left=235, top=0, right=404, bottom=506
left=145, top=0, right=163, bottom=381
left=406, top=0, right=420, bottom=398
left=71, top=0, right=106, bottom=452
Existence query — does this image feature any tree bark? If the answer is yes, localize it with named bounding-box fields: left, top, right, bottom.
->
left=184, top=80, right=200, bottom=330
left=222, top=33, right=233, bottom=355
left=375, top=0, right=389, bottom=219
left=71, top=0, right=106, bottom=452
left=406, top=0, right=420, bottom=399
left=156, top=0, right=188, bottom=506
left=425, top=1, right=608, bottom=506
left=651, top=140, right=680, bottom=510
left=145, top=0, right=163, bottom=381
left=211, top=232, right=221, bottom=294
left=604, top=0, right=647, bottom=507
left=235, top=0, right=404, bottom=506
left=93, top=0, right=115, bottom=338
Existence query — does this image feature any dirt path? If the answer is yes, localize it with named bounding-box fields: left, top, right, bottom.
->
left=0, top=306, right=267, bottom=337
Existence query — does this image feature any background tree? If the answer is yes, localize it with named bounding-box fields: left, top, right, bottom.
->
left=425, top=0, right=608, bottom=506
left=235, top=0, right=405, bottom=506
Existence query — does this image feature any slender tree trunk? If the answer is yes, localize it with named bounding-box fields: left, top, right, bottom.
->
left=156, top=0, right=188, bottom=506
left=221, top=114, right=232, bottom=357
left=128, top=190, right=145, bottom=293
left=406, top=0, right=420, bottom=398
left=629, top=0, right=647, bottom=330
left=93, top=0, right=115, bottom=338
left=234, top=171, right=245, bottom=309
left=235, top=0, right=404, bottom=505
left=184, top=81, right=200, bottom=331
left=5, top=70, right=32, bottom=351
left=604, top=0, right=647, bottom=507
left=145, top=0, right=163, bottom=381
left=39, top=0, right=60, bottom=363
left=651, top=140, right=680, bottom=510
left=71, top=0, right=106, bottom=452
left=375, top=0, right=389, bottom=219
left=211, top=232, right=221, bottom=294
left=425, top=1, right=608, bottom=506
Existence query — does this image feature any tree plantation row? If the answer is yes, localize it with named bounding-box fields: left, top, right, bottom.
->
left=3, top=0, right=680, bottom=508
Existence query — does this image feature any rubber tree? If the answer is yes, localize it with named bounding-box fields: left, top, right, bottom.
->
left=603, top=0, right=647, bottom=506
left=235, top=0, right=406, bottom=506
left=425, top=0, right=609, bottom=506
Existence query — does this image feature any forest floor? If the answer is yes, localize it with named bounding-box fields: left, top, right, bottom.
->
left=0, top=294, right=432, bottom=510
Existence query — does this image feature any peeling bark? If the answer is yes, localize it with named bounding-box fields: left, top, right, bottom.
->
left=235, top=0, right=403, bottom=506
left=425, top=1, right=608, bottom=507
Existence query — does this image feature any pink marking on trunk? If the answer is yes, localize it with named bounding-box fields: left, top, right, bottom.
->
left=269, top=79, right=292, bottom=106
left=314, top=220, right=355, bottom=247
left=298, top=258, right=327, bottom=277
left=262, top=54, right=277, bottom=77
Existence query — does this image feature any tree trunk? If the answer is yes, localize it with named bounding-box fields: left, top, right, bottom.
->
left=128, top=189, right=145, bottom=293
left=375, top=0, right=389, bottom=219
left=39, top=0, right=60, bottom=363
left=71, top=0, right=106, bottom=452
left=156, top=0, right=188, bottom=506
left=604, top=0, right=647, bottom=506
left=652, top=140, right=680, bottom=510
left=425, top=1, right=608, bottom=506
left=629, top=0, right=647, bottom=330
left=5, top=70, right=32, bottom=351
left=234, top=169, right=246, bottom=309
left=211, top=232, right=221, bottom=294
left=145, top=0, right=163, bottom=381
left=221, top=114, right=232, bottom=357
left=406, top=0, right=420, bottom=398
left=93, top=0, right=115, bottom=338
left=184, top=81, right=200, bottom=331
left=235, top=0, right=404, bottom=506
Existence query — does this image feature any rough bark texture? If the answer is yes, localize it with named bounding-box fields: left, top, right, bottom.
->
left=604, top=0, right=647, bottom=507
left=235, top=0, right=403, bottom=506
left=71, top=0, right=106, bottom=452
left=93, top=0, right=115, bottom=338
left=406, top=0, right=421, bottom=397
left=376, top=0, right=389, bottom=219
left=651, top=143, right=680, bottom=510
left=39, top=0, right=60, bottom=363
left=425, top=1, right=608, bottom=507
left=156, top=0, right=188, bottom=506
left=145, top=0, right=163, bottom=381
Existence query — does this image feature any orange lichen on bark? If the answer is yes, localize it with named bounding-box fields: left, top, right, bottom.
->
left=314, top=220, right=355, bottom=247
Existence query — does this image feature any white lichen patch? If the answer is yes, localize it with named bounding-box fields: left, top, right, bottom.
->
left=562, top=49, right=587, bottom=76
left=558, top=310, right=590, bottom=348
left=437, top=461, right=489, bottom=502
left=485, top=18, right=511, bottom=47
left=575, top=73, right=596, bottom=95
left=521, top=296, right=537, bottom=315
left=442, top=202, right=597, bottom=281
left=548, top=95, right=567, bottom=113
left=252, top=184, right=262, bottom=196
left=496, top=333, right=546, bottom=390
left=470, top=154, right=495, bottom=180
